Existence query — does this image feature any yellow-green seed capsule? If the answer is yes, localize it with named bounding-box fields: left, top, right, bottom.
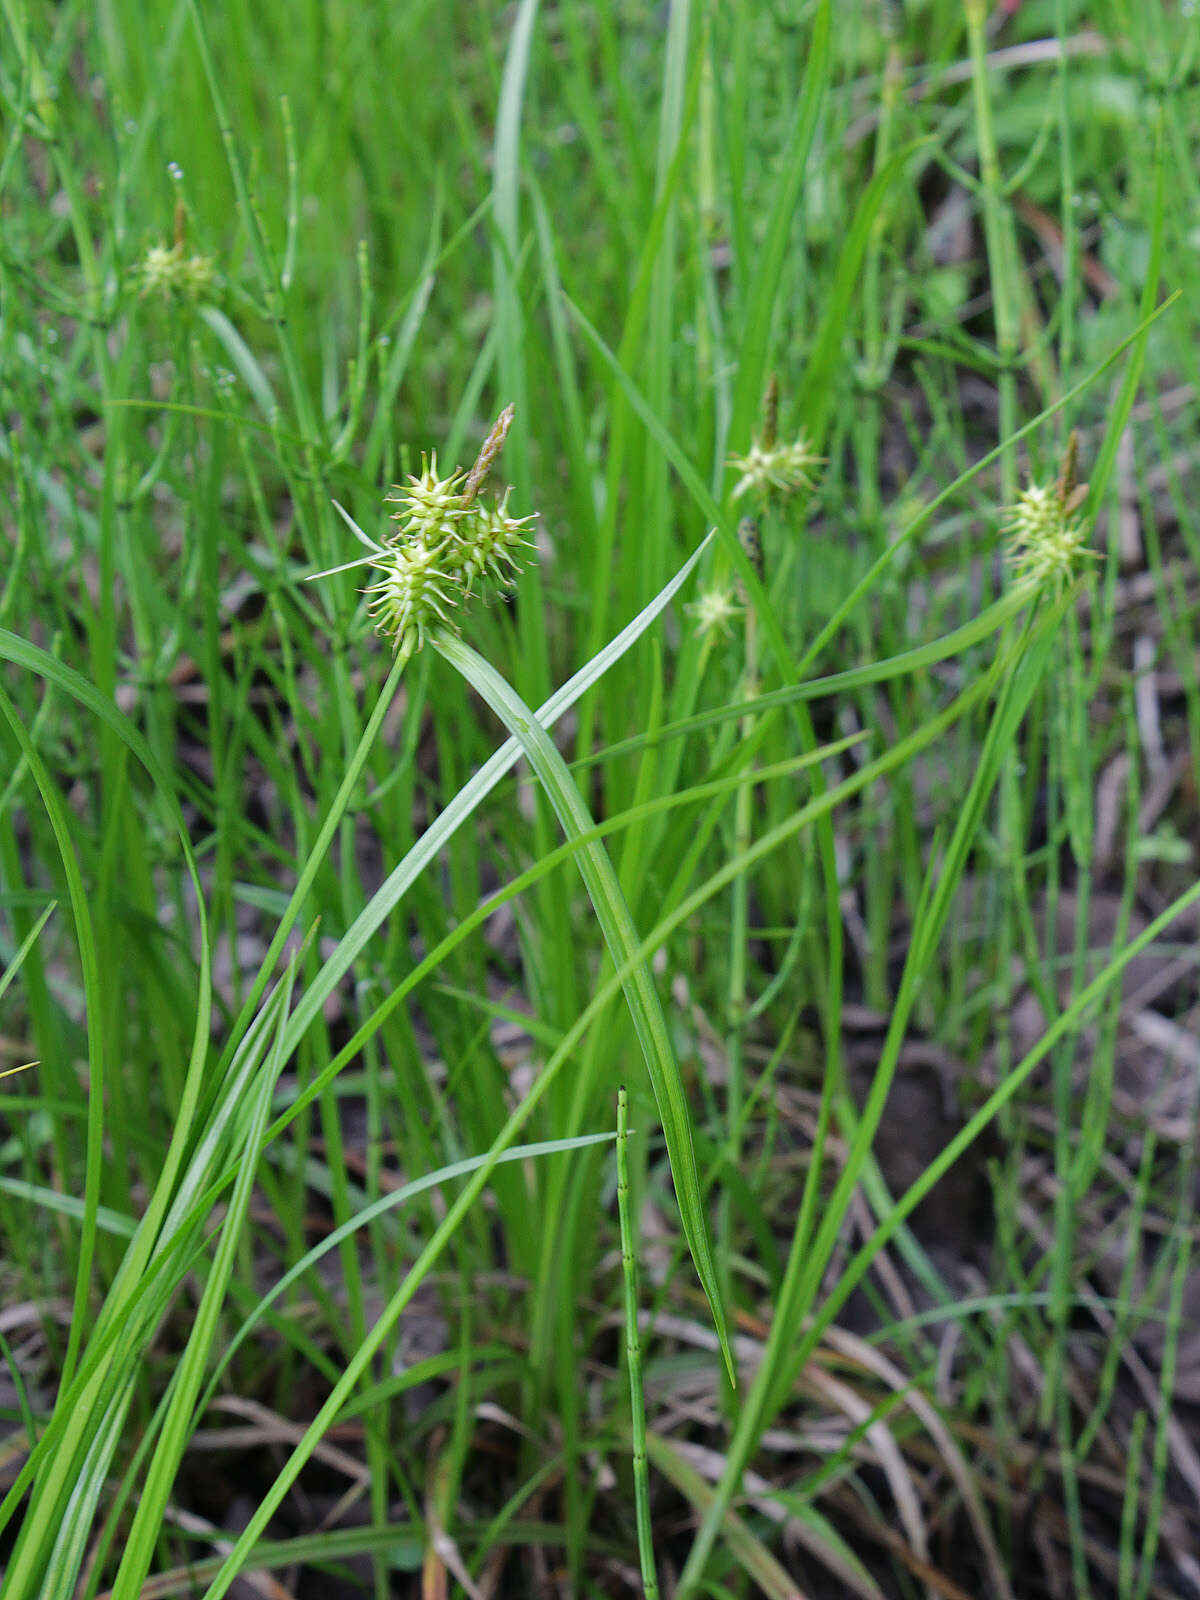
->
left=308, top=402, right=536, bottom=653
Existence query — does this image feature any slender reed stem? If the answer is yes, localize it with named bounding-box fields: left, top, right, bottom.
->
left=617, top=1087, right=659, bottom=1600
left=720, top=518, right=761, bottom=1340
left=965, top=0, right=1021, bottom=501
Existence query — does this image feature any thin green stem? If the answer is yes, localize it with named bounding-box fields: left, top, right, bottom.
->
left=720, top=525, right=759, bottom=1350
left=965, top=0, right=1021, bottom=500
left=617, top=1086, right=659, bottom=1600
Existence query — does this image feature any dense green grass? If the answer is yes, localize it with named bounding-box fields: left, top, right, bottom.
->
left=3, top=1, right=1200, bottom=1595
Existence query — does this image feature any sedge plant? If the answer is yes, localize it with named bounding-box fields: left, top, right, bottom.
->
left=307, top=405, right=734, bottom=1382
left=7, top=5, right=1200, bottom=1597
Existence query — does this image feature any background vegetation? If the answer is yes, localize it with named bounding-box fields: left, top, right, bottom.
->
left=2, top=1, right=1200, bottom=1595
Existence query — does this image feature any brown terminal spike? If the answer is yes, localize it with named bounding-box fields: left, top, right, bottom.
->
left=462, top=403, right=515, bottom=507
left=1055, top=430, right=1080, bottom=508
left=761, top=374, right=779, bottom=452
left=1062, top=483, right=1090, bottom=517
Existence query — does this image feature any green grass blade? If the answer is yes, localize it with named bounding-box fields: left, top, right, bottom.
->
left=273, top=530, right=716, bottom=1066
left=798, top=138, right=932, bottom=449
left=0, top=684, right=108, bottom=1391
left=435, top=630, right=734, bottom=1382
left=727, top=0, right=831, bottom=458
left=109, top=964, right=298, bottom=1598
left=194, top=1131, right=620, bottom=1424
left=195, top=631, right=1002, bottom=1600
left=617, top=1086, right=660, bottom=1600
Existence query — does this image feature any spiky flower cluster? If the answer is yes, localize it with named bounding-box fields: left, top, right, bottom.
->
left=453, top=489, right=534, bottom=590
left=685, top=585, right=742, bottom=641
left=729, top=433, right=822, bottom=505
left=139, top=241, right=215, bottom=303
left=362, top=539, right=457, bottom=645
left=312, top=406, right=536, bottom=656
left=386, top=453, right=468, bottom=542
left=1004, top=480, right=1095, bottom=595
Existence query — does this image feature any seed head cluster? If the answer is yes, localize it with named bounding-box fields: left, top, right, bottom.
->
left=685, top=586, right=742, bottom=641
left=729, top=432, right=821, bottom=506
left=354, top=406, right=535, bottom=654
left=139, top=241, right=216, bottom=303
left=1004, top=479, right=1096, bottom=595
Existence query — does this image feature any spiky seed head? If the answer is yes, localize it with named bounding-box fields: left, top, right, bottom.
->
left=312, top=405, right=536, bottom=653
left=139, top=241, right=215, bottom=302
left=386, top=453, right=471, bottom=544
left=454, top=488, right=537, bottom=592
left=686, top=586, right=743, bottom=640
left=362, top=541, right=458, bottom=655
left=1004, top=480, right=1098, bottom=595
left=730, top=433, right=822, bottom=505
